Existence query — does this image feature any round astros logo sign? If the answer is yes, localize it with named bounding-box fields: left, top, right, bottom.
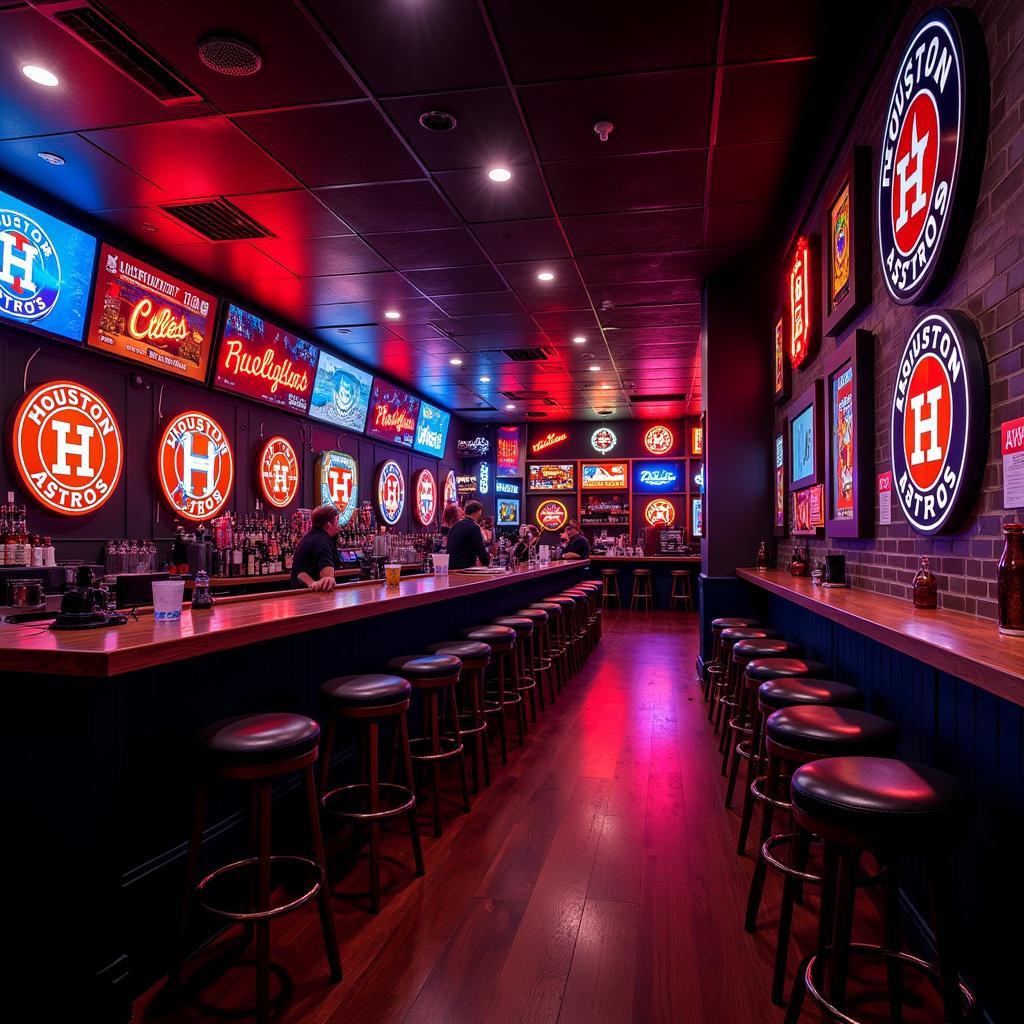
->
left=644, top=425, right=674, bottom=455
left=591, top=427, right=617, bottom=454
left=413, top=468, right=437, bottom=526
left=536, top=499, right=568, bottom=532
left=376, top=460, right=405, bottom=526
left=258, top=436, right=299, bottom=509
left=644, top=498, right=676, bottom=527
left=316, top=450, right=358, bottom=525
left=878, top=8, right=986, bottom=304
left=11, top=380, right=123, bottom=515
left=157, top=411, right=234, bottom=521
left=0, top=206, right=62, bottom=322
left=890, top=310, right=988, bottom=535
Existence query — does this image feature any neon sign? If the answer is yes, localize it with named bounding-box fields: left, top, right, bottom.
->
left=258, top=436, right=299, bottom=509
left=457, top=436, right=490, bottom=457
left=536, top=499, right=569, bottom=531
left=789, top=236, right=815, bottom=368
left=590, top=427, right=617, bottom=454
left=316, top=450, right=359, bottom=525
left=691, top=425, right=703, bottom=456
left=413, top=468, right=437, bottom=526
left=479, top=461, right=490, bottom=495
left=376, top=460, right=406, bottom=526
left=495, top=480, right=519, bottom=496
left=497, top=425, right=522, bottom=476
left=366, top=380, right=420, bottom=448
left=532, top=430, right=569, bottom=454
left=644, top=498, right=676, bottom=527
left=644, top=425, right=674, bottom=454
left=11, top=380, right=123, bottom=516
left=633, top=461, right=681, bottom=492
left=158, top=410, right=234, bottom=521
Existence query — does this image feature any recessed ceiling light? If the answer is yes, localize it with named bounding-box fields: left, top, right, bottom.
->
left=536, top=270, right=555, bottom=282
left=197, top=35, right=263, bottom=77
left=488, top=167, right=512, bottom=183
left=505, top=403, right=516, bottom=410
left=37, top=151, right=65, bottom=166
left=383, top=309, right=401, bottom=320
left=600, top=384, right=611, bottom=390
left=573, top=335, right=586, bottom=344
left=479, top=376, right=491, bottom=383
left=22, top=65, right=59, bottom=87
left=589, top=364, right=601, bottom=371
left=449, top=357, right=463, bottom=365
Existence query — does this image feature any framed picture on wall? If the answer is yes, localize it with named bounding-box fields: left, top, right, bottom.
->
left=773, top=427, right=787, bottom=537
left=789, top=378, right=823, bottom=491
left=773, top=308, right=790, bottom=404
left=822, top=147, right=871, bottom=337
left=824, top=330, right=874, bottom=537
left=793, top=484, right=825, bottom=535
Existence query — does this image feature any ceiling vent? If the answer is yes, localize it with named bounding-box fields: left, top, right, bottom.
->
left=629, top=392, right=688, bottom=404
left=525, top=411, right=548, bottom=419
left=47, top=3, right=201, bottom=104
left=501, top=390, right=549, bottom=401
left=454, top=405, right=497, bottom=413
left=161, top=198, right=274, bottom=241
left=501, top=347, right=551, bottom=362
left=197, top=35, right=262, bottom=77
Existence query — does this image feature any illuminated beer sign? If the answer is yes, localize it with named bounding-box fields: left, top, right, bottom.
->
left=258, top=436, right=299, bottom=509
left=214, top=303, right=317, bottom=414
left=644, top=424, right=674, bottom=455
left=157, top=410, right=234, bottom=521
left=536, top=499, right=568, bottom=532
left=87, top=243, right=216, bottom=382
left=457, top=435, right=490, bottom=457
left=644, top=498, right=676, bottom=527
left=528, top=463, right=575, bottom=491
left=443, top=470, right=457, bottom=506
left=590, top=427, right=617, bottom=454
left=376, top=460, right=406, bottom=526
left=366, top=380, right=420, bottom=448
left=413, top=468, right=437, bottom=526
left=414, top=401, right=450, bottom=456
left=316, top=450, right=359, bottom=525
left=495, top=480, right=519, bottom=496
left=633, top=461, right=681, bottom=493
left=691, top=425, right=703, bottom=456
left=11, top=380, right=123, bottom=515
left=496, top=425, right=522, bottom=476
left=532, top=430, right=569, bottom=454
left=788, top=236, right=818, bottom=369
left=580, top=462, right=627, bottom=489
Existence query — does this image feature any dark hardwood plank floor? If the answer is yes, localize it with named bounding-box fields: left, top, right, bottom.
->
left=135, top=611, right=936, bottom=1024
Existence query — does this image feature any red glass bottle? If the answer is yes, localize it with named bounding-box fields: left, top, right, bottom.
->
left=998, top=523, right=1024, bottom=636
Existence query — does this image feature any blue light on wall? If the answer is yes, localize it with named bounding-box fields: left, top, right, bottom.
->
left=479, top=461, right=490, bottom=495
left=632, top=460, right=682, bottom=493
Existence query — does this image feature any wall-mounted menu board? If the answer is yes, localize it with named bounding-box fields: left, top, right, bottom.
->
left=0, top=188, right=97, bottom=343
left=308, top=349, right=373, bottom=433
left=528, top=462, right=575, bottom=491
left=214, top=303, right=318, bottom=414
left=366, top=379, right=420, bottom=448
left=87, top=243, right=216, bottom=382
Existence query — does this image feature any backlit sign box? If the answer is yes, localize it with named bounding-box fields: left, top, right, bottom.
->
left=496, top=425, right=523, bottom=477
left=414, top=400, right=450, bottom=456
left=495, top=480, right=520, bottom=496
left=632, top=461, right=682, bottom=493
left=309, top=350, right=373, bottom=433
left=87, top=243, right=216, bottom=382
left=366, top=379, right=420, bottom=448
left=214, top=303, right=318, bottom=414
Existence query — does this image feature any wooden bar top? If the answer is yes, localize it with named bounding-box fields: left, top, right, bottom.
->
left=0, top=560, right=585, bottom=679
left=738, top=568, right=1024, bottom=705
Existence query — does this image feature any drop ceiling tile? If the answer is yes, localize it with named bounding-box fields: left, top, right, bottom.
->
left=716, top=60, right=816, bottom=146
left=85, top=117, right=296, bottom=199
left=315, top=180, right=459, bottom=233
left=531, top=310, right=601, bottom=334
left=162, top=241, right=295, bottom=283
left=257, top=271, right=421, bottom=305
left=564, top=208, right=704, bottom=255
left=601, top=303, right=701, bottom=328
left=472, top=219, right=570, bottom=263
left=453, top=333, right=551, bottom=351
left=710, top=141, right=791, bottom=204
left=237, top=102, right=423, bottom=187
left=517, top=285, right=592, bottom=313
left=435, top=164, right=551, bottom=222
left=364, top=227, right=485, bottom=270
left=578, top=252, right=707, bottom=286
left=544, top=150, right=706, bottom=215
left=93, top=205, right=204, bottom=246
left=430, top=292, right=526, bottom=317
left=520, top=69, right=713, bottom=161
left=704, top=203, right=773, bottom=250
left=318, top=324, right=395, bottom=346
left=592, top=280, right=703, bottom=307
left=253, top=235, right=390, bottom=276
left=405, top=265, right=505, bottom=295
left=307, top=297, right=443, bottom=326
left=444, top=313, right=538, bottom=336
left=498, top=259, right=579, bottom=290
left=606, top=326, right=701, bottom=347
left=723, top=0, right=824, bottom=63
left=385, top=322, right=453, bottom=343
left=228, top=190, right=353, bottom=240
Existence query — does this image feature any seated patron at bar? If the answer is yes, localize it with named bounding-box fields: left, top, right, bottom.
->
left=291, top=503, right=341, bottom=591
left=446, top=500, right=491, bottom=570
left=434, top=503, right=461, bottom=553
left=560, top=521, right=590, bottom=560
left=513, top=524, right=539, bottom=564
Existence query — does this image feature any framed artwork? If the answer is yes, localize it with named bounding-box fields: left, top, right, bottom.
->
left=773, top=427, right=787, bottom=537
left=822, top=147, right=871, bottom=337
left=793, top=484, right=825, bottom=535
left=824, top=331, right=874, bottom=538
left=789, top=378, right=823, bottom=491
left=773, top=309, right=790, bottom=404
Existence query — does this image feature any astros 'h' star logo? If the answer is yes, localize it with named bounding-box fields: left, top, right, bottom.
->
left=157, top=410, right=234, bottom=522
left=259, top=436, right=299, bottom=509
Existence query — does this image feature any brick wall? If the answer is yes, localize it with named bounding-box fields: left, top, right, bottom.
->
left=774, top=0, right=1024, bottom=620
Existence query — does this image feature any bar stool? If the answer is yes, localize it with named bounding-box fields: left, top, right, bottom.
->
left=514, top=607, right=557, bottom=708
left=387, top=654, right=470, bottom=838
left=172, top=714, right=340, bottom=1022
left=784, top=757, right=975, bottom=1024
left=574, top=581, right=603, bottom=643
left=551, top=592, right=586, bottom=675
left=670, top=570, right=695, bottom=611
left=630, top=568, right=654, bottom=611
left=545, top=595, right=580, bottom=679
left=704, top=617, right=761, bottom=703
left=561, top=588, right=596, bottom=658
left=745, top=706, right=897, bottom=1005
left=528, top=601, right=568, bottom=693
left=427, top=640, right=492, bottom=792
left=711, top=626, right=782, bottom=732
left=494, top=616, right=537, bottom=725
left=319, top=674, right=424, bottom=913
left=601, top=568, right=621, bottom=610
left=720, top=638, right=803, bottom=801
left=737, top=672, right=859, bottom=857
left=463, top=624, right=519, bottom=762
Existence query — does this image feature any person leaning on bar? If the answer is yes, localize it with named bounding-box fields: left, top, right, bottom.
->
left=291, top=503, right=342, bottom=592
left=560, top=520, right=590, bottom=560
left=512, top=524, right=539, bottom=564
left=446, top=499, right=491, bottom=570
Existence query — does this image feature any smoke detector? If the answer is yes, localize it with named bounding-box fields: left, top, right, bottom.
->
left=198, top=35, right=263, bottom=77
left=419, top=110, right=458, bottom=133
left=593, top=120, right=614, bottom=142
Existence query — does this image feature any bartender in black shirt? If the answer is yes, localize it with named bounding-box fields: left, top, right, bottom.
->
left=291, top=503, right=341, bottom=591
left=560, top=520, right=590, bottom=560
left=446, top=500, right=491, bottom=570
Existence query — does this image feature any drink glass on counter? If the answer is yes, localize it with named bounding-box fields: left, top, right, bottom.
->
left=152, top=580, right=185, bottom=621
left=384, top=563, right=402, bottom=587
left=432, top=553, right=449, bottom=577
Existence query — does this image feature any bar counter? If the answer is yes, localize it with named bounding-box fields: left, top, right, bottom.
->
left=589, top=554, right=700, bottom=609
left=3, top=559, right=588, bottom=1020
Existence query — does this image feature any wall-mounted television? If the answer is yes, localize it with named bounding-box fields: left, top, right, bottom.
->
left=308, top=349, right=373, bottom=433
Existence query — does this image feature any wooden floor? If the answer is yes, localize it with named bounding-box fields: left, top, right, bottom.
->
left=135, top=611, right=929, bottom=1024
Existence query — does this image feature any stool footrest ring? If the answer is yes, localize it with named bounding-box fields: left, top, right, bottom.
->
left=197, top=855, right=321, bottom=922
left=761, top=832, right=821, bottom=885
left=409, top=735, right=464, bottom=761
left=750, top=774, right=793, bottom=812
left=322, top=782, right=416, bottom=821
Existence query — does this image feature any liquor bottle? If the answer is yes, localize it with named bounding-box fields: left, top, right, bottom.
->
left=31, top=535, right=43, bottom=567
left=912, top=557, right=937, bottom=609
left=44, top=537, right=55, bottom=567
left=756, top=540, right=770, bottom=572
left=997, top=523, right=1024, bottom=636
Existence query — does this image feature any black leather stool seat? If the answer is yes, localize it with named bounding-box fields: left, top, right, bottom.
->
left=463, top=625, right=515, bottom=650
left=547, top=595, right=576, bottom=607
left=198, top=713, right=319, bottom=764
left=720, top=626, right=783, bottom=644
left=633, top=569, right=652, bottom=575
left=427, top=641, right=492, bottom=664
left=791, top=756, right=972, bottom=850
left=321, top=673, right=411, bottom=706
left=387, top=653, right=461, bottom=678
left=745, top=657, right=828, bottom=681
left=712, top=616, right=760, bottom=630
left=514, top=608, right=549, bottom=622
left=530, top=601, right=561, bottom=613
left=733, top=638, right=802, bottom=661
left=494, top=616, right=534, bottom=635
left=759, top=676, right=863, bottom=710
left=766, top=706, right=896, bottom=756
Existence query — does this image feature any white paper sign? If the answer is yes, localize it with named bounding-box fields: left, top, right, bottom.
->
left=1003, top=417, right=1024, bottom=508
left=878, top=471, right=892, bottom=525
